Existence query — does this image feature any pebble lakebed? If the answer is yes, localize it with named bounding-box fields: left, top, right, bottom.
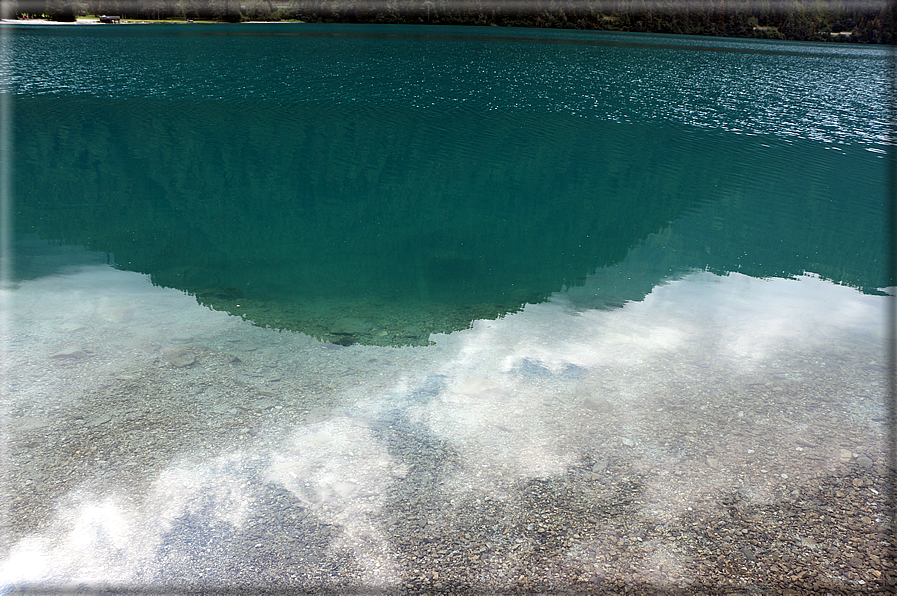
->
left=1, top=267, right=891, bottom=594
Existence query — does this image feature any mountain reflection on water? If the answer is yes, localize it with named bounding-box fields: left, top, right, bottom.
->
left=11, top=26, right=888, bottom=346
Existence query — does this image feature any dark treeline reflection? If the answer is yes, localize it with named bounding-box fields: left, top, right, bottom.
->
left=15, top=97, right=885, bottom=345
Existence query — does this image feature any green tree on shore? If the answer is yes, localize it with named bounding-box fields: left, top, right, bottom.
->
left=17, top=0, right=892, bottom=42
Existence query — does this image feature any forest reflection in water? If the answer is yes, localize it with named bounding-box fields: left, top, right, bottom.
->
left=15, top=98, right=886, bottom=345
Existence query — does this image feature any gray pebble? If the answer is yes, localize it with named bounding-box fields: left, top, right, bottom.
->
left=162, top=348, right=196, bottom=368
left=329, top=317, right=372, bottom=335
left=50, top=346, right=92, bottom=359
left=856, top=455, right=873, bottom=469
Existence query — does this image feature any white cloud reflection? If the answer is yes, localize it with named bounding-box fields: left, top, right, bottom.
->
left=1, top=266, right=887, bottom=592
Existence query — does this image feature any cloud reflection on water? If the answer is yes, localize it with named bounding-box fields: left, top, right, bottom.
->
left=0, top=265, right=887, bottom=592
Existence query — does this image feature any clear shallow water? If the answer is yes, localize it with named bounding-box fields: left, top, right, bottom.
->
left=1, top=252, right=888, bottom=591
left=1, top=23, right=892, bottom=593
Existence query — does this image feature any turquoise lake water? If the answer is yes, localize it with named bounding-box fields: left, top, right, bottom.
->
left=9, top=24, right=890, bottom=344
left=1, top=24, right=892, bottom=593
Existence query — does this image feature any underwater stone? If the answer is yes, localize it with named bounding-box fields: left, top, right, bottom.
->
left=16, top=416, right=49, bottom=431
left=86, top=413, right=112, bottom=427
left=50, top=346, right=92, bottom=359
left=162, top=348, right=195, bottom=368
left=581, top=396, right=613, bottom=412
left=331, top=481, right=357, bottom=499
left=330, top=317, right=373, bottom=335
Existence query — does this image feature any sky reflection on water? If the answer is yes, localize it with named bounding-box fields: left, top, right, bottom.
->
left=1, top=258, right=887, bottom=591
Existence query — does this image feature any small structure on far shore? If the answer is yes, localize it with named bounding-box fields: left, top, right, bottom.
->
left=99, top=15, right=121, bottom=23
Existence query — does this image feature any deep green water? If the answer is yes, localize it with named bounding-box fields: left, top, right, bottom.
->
left=9, top=24, right=890, bottom=345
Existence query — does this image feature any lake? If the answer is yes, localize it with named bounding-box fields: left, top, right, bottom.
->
left=1, top=23, right=891, bottom=593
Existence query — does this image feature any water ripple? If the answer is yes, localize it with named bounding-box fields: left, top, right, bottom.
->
left=9, top=25, right=887, bottom=147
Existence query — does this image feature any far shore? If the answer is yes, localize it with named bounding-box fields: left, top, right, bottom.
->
left=0, top=15, right=872, bottom=42
left=2, top=17, right=292, bottom=25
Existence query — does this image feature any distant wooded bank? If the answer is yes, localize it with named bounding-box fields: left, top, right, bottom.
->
left=13, top=0, right=895, bottom=43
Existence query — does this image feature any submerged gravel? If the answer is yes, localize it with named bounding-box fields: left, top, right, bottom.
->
left=1, top=269, right=892, bottom=594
